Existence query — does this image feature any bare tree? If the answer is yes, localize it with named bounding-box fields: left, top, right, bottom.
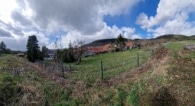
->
left=54, top=37, right=65, bottom=78
left=73, top=39, right=86, bottom=65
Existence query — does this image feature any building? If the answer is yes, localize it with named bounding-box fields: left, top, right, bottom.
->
left=44, top=49, right=56, bottom=60
left=126, top=41, right=134, bottom=49
left=85, top=41, right=134, bottom=55
left=17, top=53, right=25, bottom=57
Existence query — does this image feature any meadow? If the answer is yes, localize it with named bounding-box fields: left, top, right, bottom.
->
left=165, top=40, right=195, bottom=51
left=67, top=49, right=151, bottom=83
left=0, top=40, right=195, bottom=105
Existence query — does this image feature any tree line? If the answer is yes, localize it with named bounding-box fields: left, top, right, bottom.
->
left=1, top=34, right=128, bottom=63
left=0, top=41, right=11, bottom=54
left=26, top=35, right=85, bottom=64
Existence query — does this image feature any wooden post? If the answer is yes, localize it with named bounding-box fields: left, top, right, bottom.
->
left=69, top=64, right=71, bottom=72
left=100, top=61, right=103, bottom=80
left=137, top=53, right=139, bottom=67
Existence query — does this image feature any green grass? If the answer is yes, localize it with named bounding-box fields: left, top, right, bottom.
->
left=67, top=49, right=151, bottom=83
left=126, top=83, right=139, bottom=106
left=0, top=54, right=80, bottom=106
left=165, top=40, right=195, bottom=51
left=1, top=41, right=195, bottom=105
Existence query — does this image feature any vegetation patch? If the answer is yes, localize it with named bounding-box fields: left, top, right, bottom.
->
left=152, top=87, right=177, bottom=106
left=69, top=49, right=151, bottom=83
left=0, top=74, right=21, bottom=106
left=0, top=40, right=195, bottom=105
left=126, top=83, right=139, bottom=106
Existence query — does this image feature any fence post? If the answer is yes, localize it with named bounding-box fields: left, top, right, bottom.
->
left=137, top=53, right=140, bottom=67
left=100, top=61, right=103, bottom=80
left=61, top=63, right=65, bottom=78
left=69, top=64, right=71, bottom=72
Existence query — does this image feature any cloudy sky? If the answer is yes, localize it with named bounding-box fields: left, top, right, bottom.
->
left=0, top=0, right=195, bottom=50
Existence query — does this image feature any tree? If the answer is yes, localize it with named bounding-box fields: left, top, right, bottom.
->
left=54, top=49, right=63, bottom=62
left=26, top=35, right=41, bottom=62
left=116, top=34, right=126, bottom=51
left=0, top=41, right=6, bottom=51
left=54, top=42, right=76, bottom=63
left=73, top=40, right=86, bottom=65
left=42, top=45, right=49, bottom=58
left=0, top=41, right=11, bottom=54
left=66, top=42, right=76, bottom=62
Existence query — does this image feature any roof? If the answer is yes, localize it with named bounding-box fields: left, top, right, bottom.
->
left=86, top=43, right=112, bottom=53
left=86, top=42, right=133, bottom=53
left=87, top=46, right=103, bottom=53
left=126, top=41, right=133, bottom=47
left=102, top=44, right=111, bottom=52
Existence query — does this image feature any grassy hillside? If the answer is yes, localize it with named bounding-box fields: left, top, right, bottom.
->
left=68, top=49, right=151, bottom=83
left=0, top=41, right=195, bottom=105
left=155, top=34, right=192, bottom=41
left=165, top=40, right=195, bottom=51
left=85, top=38, right=130, bottom=47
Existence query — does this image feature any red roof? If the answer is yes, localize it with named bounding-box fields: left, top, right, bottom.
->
left=87, top=46, right=103, bottom=53
left=87, top=43, right=112, bottom=53
left=86, top=42, right=133, bottom=53
left=102, top=44, right=111, bottom=52
left=126, top=41, right=133, bottom=47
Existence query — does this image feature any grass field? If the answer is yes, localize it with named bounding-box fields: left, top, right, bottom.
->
left=0, top=40, right=195, bottom=105
left=67, top=49, right=151, bottom=83
left=165, top=40, right=195, bottom=51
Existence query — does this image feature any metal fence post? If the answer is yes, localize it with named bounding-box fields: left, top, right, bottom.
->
left=137, top=53, right=140, bottom=67
left=61, top=63, right=65, bottom=78
left=69, top=64, right=71, bottom=72
left=100, top=61, right=103, bottom=80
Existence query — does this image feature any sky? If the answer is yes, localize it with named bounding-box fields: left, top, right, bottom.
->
left=0, top=0, right=195, bottom=51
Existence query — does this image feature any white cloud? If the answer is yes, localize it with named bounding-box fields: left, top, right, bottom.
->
left=0, top=0, right=142, bottom=50
left=0, top=0, right=18, bottom=23
left=136, top=0, right=195, bottom=37
left=53, top=24, right=138, bottom=49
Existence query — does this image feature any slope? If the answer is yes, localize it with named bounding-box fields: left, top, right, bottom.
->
left=0, top=41, right=195, bottom=105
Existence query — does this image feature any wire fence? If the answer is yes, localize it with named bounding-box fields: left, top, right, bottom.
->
left=69, top=51, right=152, bottom=82
left=101, top=52, right=150, bottom=80
left=34, top=50, right=152, bottom=82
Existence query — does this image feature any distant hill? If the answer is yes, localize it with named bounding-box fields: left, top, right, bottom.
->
left=190, top=35, right=195, bottom=40
left=85, top=34, right=195, bottom=47
left=85, top=38, right=130, bottom=47
left=155, top=34, right=191, bottom=40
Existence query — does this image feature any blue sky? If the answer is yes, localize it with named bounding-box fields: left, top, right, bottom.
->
left=104, top=0, right=160, bottom=38
left=0, top=0, right=195, bottom=50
